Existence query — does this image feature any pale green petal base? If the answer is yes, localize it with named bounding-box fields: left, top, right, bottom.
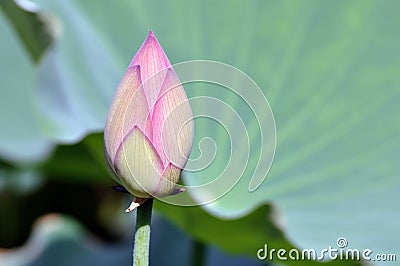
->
left=115, top=127, right=180, bottom=198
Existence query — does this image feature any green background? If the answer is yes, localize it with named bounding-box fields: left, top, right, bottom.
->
left=0, top=0, right=399, bottom=265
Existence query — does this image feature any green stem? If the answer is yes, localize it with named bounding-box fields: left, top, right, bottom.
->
left=189, top=239, right=206, bottom=266
left=133, top=198, right=153, bottom=266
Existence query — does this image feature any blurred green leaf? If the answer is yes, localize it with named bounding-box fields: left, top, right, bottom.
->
left=1, top=0, right=399, bottom=265
left=0, top=5, right=52, bottom=163
left=41, top=133, right=109, bottom=183
left=155, top=201, right=362, bottom=265
left=0, top=0, right=52, bottom=63
left=0, top=214, right=130, bottom=266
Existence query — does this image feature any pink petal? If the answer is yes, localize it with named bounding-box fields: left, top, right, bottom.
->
left=104, top=66, right=152, bottom=165
left=153, top=163, right=181, bottom=197
left=129, top=30, right=171, bottom=112
left=151, top=69, right=194, bottom=170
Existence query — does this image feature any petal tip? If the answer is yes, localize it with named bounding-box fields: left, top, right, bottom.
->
left=148, top=29, right=155, bottom=37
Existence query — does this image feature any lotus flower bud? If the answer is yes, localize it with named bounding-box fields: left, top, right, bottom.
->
left=104, top=30, right=193, bottom=211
